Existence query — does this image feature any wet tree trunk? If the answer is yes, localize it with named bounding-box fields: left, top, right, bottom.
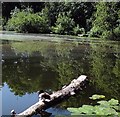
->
left=15, top=75, right=88, bottom=117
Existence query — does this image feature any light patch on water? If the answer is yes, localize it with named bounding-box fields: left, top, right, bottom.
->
left=2, top=83, right=38, bottom=115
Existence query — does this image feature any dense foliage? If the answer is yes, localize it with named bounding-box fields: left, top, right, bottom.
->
left=52, top=12, right=75, bottom=35
left=2, top=2, right=120, bottom=40
left=90, top=2, right=120, bottom=40
left=6, top=8, right=50, bottom=33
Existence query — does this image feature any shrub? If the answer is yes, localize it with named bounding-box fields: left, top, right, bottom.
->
left=114, top=27, right=120, bottom=40
left=0, top=17, right=3, bottom=30
left=102, top=27, right=120, bottom=41
left=52, top=12, right=75, bottom=35
left=6, top=9, right=50, bottom=33
left=102, top=31, right=113, bottom=40
left=89, top=26, right=102, bottom=38
left=73, top=25, right=85, bottom=36
left=0, top=17, right=7, bottom=30
left=90, top=26, right=120, bottom=40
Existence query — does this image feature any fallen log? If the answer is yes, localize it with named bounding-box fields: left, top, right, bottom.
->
left=15, top=75, right=88, bottom=117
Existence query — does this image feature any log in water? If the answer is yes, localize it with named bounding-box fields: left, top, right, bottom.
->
left=14, top=75, right=88, bottom=117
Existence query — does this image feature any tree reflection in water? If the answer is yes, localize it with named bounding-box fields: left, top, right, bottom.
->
left=2, top=40, right=120, bottom=108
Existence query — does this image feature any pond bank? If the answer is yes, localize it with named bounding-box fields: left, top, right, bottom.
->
left=1, top=31, right=119, bottom=45
left=0, top=31, right=100, bottom=42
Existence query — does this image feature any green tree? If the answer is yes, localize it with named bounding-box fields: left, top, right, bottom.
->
left=45, top=2, right=95, bottom=32
left=6, top=8, right=50, bottom=33
left=52, top=12, right=75, bottom=35
left=90, top=2, right=120, bottom=40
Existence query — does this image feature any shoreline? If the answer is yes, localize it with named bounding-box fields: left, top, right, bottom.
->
left=0, top=31, right=98, bottom=41
left=0, top=31, right=119, bottom=44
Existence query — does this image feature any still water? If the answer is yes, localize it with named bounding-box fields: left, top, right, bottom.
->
left=1, top=39, right=120, bottom=116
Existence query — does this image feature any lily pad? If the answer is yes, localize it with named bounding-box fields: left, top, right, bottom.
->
left=112, top=105, right=120, bottom=111
left=108, top=99, right=119, bottom=106
left=94, top=106, right=107, bottom=115
left=89, top=94, right=105, bottom=100
left=97, top=100, right=110, bottom=107
left=67, top=108, right=80, bottom=113
left=94, top=106, right=118, bottom=115
left=67, top=96, right=119, bottom=116
left=78, top=105, right=95, bottom=114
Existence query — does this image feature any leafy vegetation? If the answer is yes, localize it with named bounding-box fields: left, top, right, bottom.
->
left=6, top=8, right=50, bottom=33
left=90, top=2, right=120, bottom=40
left=52, top=12, right=75, bottom=35
left=0, top=17, right=2, bottom=30
left=89, top=94, right=105, bottom=100
left=67, top=94, right=120, bottom=116
left=2, top=2, right=120, bottom=40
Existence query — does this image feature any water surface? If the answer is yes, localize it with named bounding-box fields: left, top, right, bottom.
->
left=1, top=38, right=120, bottom=115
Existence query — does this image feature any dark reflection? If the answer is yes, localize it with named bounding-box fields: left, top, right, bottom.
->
left=90, top=42, right=120, bottom=100
left=2, top=40, right=120, bottom=109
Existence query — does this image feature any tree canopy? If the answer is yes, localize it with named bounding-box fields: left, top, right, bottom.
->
left=2, top=2, right=120, bottom=40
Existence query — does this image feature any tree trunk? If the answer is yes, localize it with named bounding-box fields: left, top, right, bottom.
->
left=15, top=75, right=88, bottom=117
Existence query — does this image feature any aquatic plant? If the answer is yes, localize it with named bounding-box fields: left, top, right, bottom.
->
left=67, top=94, right=120, bottom=116
left=89, top=94, right=105, bottom=100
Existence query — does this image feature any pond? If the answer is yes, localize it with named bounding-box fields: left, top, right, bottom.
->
left=1, top=37, right=120, bottom=116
